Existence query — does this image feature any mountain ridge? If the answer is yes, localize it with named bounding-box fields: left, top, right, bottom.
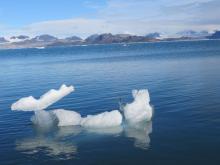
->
left=0, top=30, right=219, bottom=49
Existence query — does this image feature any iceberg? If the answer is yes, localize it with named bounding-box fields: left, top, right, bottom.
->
left=11, top=85, right=153, bottom=129
left=11, top=84, right=74, bottom=111
left=123, top=89, right=153, bottom=123
left=81, top=110, right=123, bottom=128
left=52, top=109, right=82, bottom=126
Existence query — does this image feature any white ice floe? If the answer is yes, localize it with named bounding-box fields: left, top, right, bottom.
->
left=52, top=109, right=81, bottom=126
left=81, top=110, right=123, bottom=128
left=30, top=109, right=122, bottom=128
left=123, top=89, right=153, bottom=123
left=51, top=109, right=122, bottom=128
left=11, top=84, right=74, bottom=111
left=31, top=110, right=56, bottom=128
left=11, top=84, right=153, bottom=129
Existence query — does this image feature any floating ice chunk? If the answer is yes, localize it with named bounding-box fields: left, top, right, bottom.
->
left=30, top=108, right=123, bottom=128
left=12, top=96, right=41, bottom=111
left=52, top=109, right=81, bottom=126
left=81, top=110, right=122, bottom=128
left=11, top=84, right=74, bottom=111
left=11, top=84, right=154, bottom=130
left=31, top=110, right=56, bottom=128
left=123, top=89, right=153, bottom=123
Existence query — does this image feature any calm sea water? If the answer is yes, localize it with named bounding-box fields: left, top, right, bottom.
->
left=0, top=40, right=220, bottom=165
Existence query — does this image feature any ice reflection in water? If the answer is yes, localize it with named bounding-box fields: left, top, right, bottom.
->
left=16, top=121, right=152, bottom=159
left=16, top=137, right=77, bottom=159
left=125, top=121, right=152, bottom=150
left=55, top=126, right=82, bottom=138
left=15, top=125, right=79, bottom=160
left=85, top=125, right=123, bottom=135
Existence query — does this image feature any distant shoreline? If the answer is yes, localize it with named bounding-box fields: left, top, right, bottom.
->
left=0, top=38, right=220, bottom=51
left=1, top=31, right=220, bottom=50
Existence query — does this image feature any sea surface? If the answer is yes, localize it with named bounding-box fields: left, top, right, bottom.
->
left=0, top=40, right=220, bottom=165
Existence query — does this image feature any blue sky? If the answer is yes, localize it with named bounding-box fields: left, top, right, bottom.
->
left=0, top=0, right=219, bottom=38
left=0, top=0, right=105, bottom=26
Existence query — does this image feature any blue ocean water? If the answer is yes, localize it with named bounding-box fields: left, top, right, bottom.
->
left=0, top=40, right=220, bottom=165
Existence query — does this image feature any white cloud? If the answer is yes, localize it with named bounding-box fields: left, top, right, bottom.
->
left=1, top=0, right=220, bottom=38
